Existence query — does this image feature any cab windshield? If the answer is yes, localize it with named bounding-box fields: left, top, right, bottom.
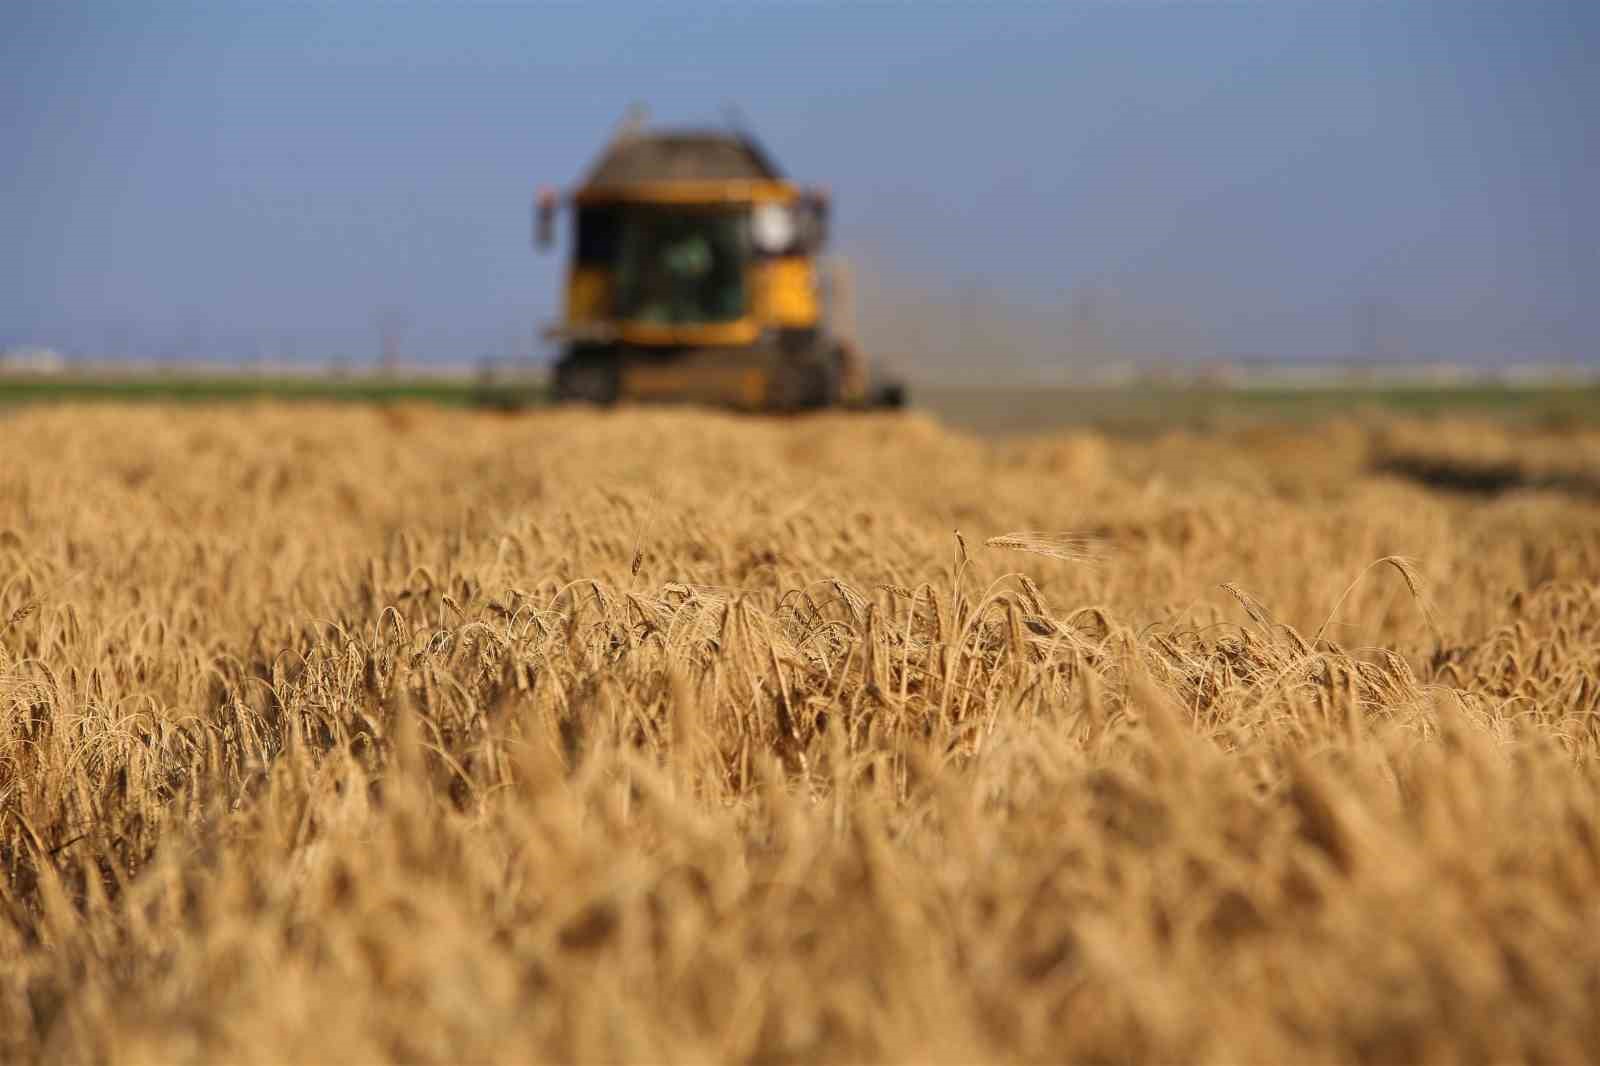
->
left=612, top=208, right=748, bottom=325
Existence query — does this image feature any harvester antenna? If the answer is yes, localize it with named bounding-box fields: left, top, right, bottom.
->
left=618, top=102, right=650, bottom=139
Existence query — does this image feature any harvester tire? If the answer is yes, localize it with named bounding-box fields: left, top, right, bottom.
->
left=553, top=354, right=621, bottom=407
left=769, top=352, right=841, bottom=412
left=874, top=381, right=908, bottom=409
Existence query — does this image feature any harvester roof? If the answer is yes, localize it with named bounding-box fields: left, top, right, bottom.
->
left=578, top=129, right=784, bottom=189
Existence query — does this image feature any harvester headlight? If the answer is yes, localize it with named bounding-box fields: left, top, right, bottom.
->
left=751, top=203, right=796, bottom=255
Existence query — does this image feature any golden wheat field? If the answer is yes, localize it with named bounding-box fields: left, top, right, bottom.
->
left=2, top=402, right=1599, bottom=1064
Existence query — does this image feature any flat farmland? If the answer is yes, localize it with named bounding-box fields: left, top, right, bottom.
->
left=4, top=372, right=1598, bottom=436
left=914, top=382, right=1600, bottom=436
left=2, top=402, right=1599, bottom=1063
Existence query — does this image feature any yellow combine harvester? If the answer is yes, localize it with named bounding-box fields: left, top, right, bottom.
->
left=534, top=120, right=904, bottom=410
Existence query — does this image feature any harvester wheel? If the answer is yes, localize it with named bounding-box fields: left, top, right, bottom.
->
left=769, top=352, right=841, bottom=412
left=553, top=354, right=621, bottom=407
left=874, top=381, right=907, bottom=409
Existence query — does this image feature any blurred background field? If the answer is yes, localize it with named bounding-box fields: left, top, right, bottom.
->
left=4, top=369, right=1598, bottom=434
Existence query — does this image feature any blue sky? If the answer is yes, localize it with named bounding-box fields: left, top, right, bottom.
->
left=4, top=0, right=1596, bottom=369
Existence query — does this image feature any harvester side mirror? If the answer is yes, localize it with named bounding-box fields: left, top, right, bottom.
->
left=797, top=187, right=829, bottom=253
left=534, top=187, right=558, bottom=251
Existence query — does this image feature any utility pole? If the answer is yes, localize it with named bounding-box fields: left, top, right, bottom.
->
left=1072, top=283, right=1104, bottom=360
left=959, top=280, right=980, bottom=363
left=376, top=307, right=409, bottom=375
left=1358, top=297, right=1380, bottom=363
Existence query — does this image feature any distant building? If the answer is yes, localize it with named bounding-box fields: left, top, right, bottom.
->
left=0, top=346, right=67, bottom=374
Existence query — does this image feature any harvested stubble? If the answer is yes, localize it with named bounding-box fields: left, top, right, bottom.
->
left=2, top=404, right=1599, bottom=1064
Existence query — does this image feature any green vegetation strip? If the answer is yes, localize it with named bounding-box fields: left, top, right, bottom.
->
left=0, top=374, right=546, bottom=408
left=4, top=375, right=1596, bottom=429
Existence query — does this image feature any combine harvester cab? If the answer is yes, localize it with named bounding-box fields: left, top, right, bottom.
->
left=534, top=117, right=904, bottom=411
